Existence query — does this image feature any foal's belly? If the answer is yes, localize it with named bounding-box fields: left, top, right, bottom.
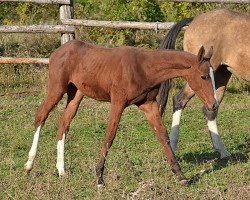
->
left=72, top=79, right=111, bottom=102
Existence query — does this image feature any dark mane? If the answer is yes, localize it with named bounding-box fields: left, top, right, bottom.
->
left=158, top=17, right=194, bottom=117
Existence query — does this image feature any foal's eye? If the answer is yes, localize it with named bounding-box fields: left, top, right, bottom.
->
left=201, top=75, right=209, bottom=80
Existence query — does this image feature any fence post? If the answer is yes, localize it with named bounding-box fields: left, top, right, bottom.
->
left=60, top=0, right=74, bottom=44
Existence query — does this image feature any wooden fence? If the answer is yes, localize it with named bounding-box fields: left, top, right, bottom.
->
left=0, top=0, right=249, bottom=64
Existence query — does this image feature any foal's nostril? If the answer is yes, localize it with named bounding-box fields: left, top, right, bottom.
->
left=212, top=103, right=217, bottom=110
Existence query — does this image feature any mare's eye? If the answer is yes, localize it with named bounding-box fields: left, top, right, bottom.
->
left=201, top=75, right=209, bottom=80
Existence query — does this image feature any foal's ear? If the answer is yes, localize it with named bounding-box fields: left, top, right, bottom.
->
left=197, top=46, right=205, bottom=63
left=205, top=46, right=213, bottom=59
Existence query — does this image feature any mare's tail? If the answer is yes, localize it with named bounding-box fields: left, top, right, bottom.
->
left=158, top=17, right=194, bottom=117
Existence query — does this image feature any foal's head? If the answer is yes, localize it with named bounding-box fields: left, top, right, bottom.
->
left=187, top=46, right=217, bottom=111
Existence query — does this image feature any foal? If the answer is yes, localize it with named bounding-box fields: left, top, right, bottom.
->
left=24, top=40, right=217, bottom=185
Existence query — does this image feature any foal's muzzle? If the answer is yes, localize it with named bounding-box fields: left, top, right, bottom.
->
left=212, top=102, right=218, bottom=111
left=205, top=102, right=218, bottom=112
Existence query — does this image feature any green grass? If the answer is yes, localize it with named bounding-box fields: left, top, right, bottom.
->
left=0, top=89, right=249, bottom=199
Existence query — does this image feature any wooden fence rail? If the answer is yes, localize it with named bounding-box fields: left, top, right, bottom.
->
left=0, top=25, right=75, bottom=33
left=0, top=0, right=71, bottom=4
left=0, top=0, right=249, bottom=64
left=0, top=57, right=49, bottom=64
left=62, top=19, right=178, bottom=30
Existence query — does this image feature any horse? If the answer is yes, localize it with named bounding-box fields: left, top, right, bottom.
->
left=159, top=9, right=250, bottom=158
left=24, top=40, right=217, bottom=186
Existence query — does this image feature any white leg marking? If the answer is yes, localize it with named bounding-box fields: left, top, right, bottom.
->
left=207, top=119, right=231, bottom=158
left=25, top=125, right=42, bottom=171
left=56, top=133, right=66, bottom=176
left=170, top=109, right=182, bottom=153
left=209, top=67, right=219, bottom=107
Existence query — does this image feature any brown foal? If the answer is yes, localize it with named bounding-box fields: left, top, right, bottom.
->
left=24, top=40, right=216, bottom=186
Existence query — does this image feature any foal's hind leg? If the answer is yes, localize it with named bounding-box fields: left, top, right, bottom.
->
left=96, top=96, right=125, bottom=186
left=170, top=83, right=195, bottom=153
left=56, top=85, right=84, bottom=176
left=139, top=100, right=187, bottom=184
left=203, top=65, right=232, bottom=158
left=25, top=90, right=64, bottom=173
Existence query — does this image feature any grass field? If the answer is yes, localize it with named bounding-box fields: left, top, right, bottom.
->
left=0, top=87, right=249, bottom=199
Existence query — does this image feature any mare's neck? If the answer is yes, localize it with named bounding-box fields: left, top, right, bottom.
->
left=142, top=50, right=195, bottom=84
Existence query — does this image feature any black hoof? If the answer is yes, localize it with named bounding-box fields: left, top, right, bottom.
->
left=97, top=177, right=105, bottom=187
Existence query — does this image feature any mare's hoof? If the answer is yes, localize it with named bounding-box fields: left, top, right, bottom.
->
left=220, top=150, right=231, bottom=159
left=24, top=163, right=32, bottom=175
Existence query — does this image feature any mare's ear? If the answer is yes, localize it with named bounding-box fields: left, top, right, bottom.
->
left=197, top=46, right=205, bottom=63
left=205, top=46, right=213, bottom=59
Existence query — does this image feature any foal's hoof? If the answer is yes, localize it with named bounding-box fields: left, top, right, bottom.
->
left=57, top=165, right=67, bottom=177
left=97, top=177, right=105, bottom=188
left=178, top=174, right=189, bottom=186
left=97, top=183, right=105, bottom=188
left=25, top=168, right=32, bottom=175
left=180, top=179, right=189, bottom=186
left=58, top=170, right=67, bottom=177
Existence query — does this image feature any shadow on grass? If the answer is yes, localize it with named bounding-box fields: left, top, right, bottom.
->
left=182, top=138, right=249, bottom=185
left=227, top=85, right=250, bottom=94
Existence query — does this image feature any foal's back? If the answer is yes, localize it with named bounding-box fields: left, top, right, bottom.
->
left=49, top=40, right=139, bottom=101
left=184, top=9, right=250, bottom=81
left=48, top=40, right=166, bottom=102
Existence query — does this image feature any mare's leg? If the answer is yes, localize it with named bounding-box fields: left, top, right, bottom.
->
left=139, top=100, right=187, bottom=184
left=170, top=83, right=195, bottom=153
left=25, top=89, right=65, bottom=173
left=56, top=84, right=84, bottom=176
left=203, top=65, right=232, bottom=158
left=96, top=98, right=125, bottom=186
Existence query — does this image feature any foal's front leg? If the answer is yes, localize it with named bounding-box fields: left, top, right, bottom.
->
left=139, top=101, right=188, bottom=184
left=96, top=99, right=125, bottom=186
left=25, top=91, right=64, bottom=173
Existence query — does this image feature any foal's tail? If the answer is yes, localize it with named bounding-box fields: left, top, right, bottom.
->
left=158, top=17, right=194, bottom=117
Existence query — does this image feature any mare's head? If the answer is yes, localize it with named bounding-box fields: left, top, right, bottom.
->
left=187, top=46, right=218, bottom=111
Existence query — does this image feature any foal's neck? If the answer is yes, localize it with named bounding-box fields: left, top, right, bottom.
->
left=142, top=50, right=195, bottom=84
